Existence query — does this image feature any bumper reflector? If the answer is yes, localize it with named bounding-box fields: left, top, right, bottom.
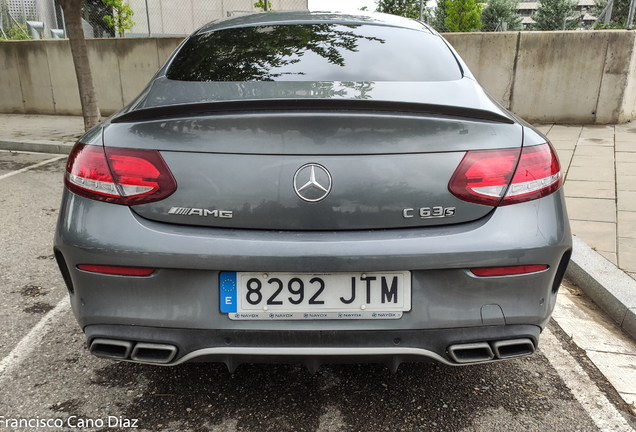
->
left=471, top=265, right=548, bottom=277
left=77, top=265, right=155, bottom=276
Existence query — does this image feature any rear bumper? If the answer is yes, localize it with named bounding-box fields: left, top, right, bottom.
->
left=55, top=188, right=571, bottom=338
left=85, top=324, right=541, bottom=368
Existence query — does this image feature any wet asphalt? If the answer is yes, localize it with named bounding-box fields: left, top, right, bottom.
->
left=0, top=150, right=634, bottom=432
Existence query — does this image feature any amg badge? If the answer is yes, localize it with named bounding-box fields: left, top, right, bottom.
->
left=168, top=207, right=233, bottom=218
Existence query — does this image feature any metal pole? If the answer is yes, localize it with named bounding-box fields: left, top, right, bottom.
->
left=0, top=4, right=7, bottom=39
left=20, top=0, right=25, bottom=23
left=592, top=0, right=612, bottom=26
left=52, top=0, right=58, bottom=29
left=9, top=10, right=28, bottom=35
left=419, top=0, right=424, bottom=20
left=264, top=0, right=268, bottom=11
left=145, top=0, right=150, bottom=36
left=627, top=0, right=636, bottom=29
left=60, top=4, right=66, bottom=38
left=604, top=0, right=613, bottom=24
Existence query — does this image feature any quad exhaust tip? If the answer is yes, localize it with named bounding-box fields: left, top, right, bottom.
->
left=492, top=338, right=535, bottom=359
left=447, top=342, right=494, bottom=364
left=447, top=338, right=535, bottom=364
left=90, top=338, right=134, bottom=360
left=89, top=339, right=177, bottom=364
left=88, top=337, right=535, bottom=366
left=131, top=342, right=177, bottom=364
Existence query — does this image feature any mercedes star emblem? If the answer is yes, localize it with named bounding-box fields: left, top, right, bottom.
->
left=293, top=163, right=332, bottom=203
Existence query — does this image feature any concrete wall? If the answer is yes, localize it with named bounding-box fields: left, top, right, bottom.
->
left=444, top=30, right=636, bottom=124
left=0, top=37, right=183, bottom=116
left=0, top=31, right=635, bottom=123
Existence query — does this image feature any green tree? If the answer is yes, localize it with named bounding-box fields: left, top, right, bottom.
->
left=102, top=0, right=135, bottom=37
left=445, top=0, right=483, bottom=31
left=481, top=0, right=523, bottom=30
left=432, top=0, right=450, bottom=31
left=254, top=0, right=273, bottom=11
left=376, top=0, right=423, bottom=18
left=533, top=0, right=579, bottom=29
left=593, top=0, right=631, bottom=27
left=0, top=24, right=31, bottom=40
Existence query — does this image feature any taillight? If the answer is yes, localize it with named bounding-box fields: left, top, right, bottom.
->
left=65, top=143, right=177, bottom=205
left=449, top=143, right=562, bottom=207
left=500, top=143, right=562, bottom=205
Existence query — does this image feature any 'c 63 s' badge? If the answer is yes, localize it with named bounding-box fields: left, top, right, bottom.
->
left=168, top=207, right=233, bottom=218
left=402, top=207, right=456, bottom=219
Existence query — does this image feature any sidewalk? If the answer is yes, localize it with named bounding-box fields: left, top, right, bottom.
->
left=0, top=114, right=635, bottom=337
left=535, top=124, right=636, bottom=281
left=0, top=114, right=83, bottom=154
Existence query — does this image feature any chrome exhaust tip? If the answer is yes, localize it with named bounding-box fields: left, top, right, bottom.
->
left=492, top=338, right=535, bottom=359
left=447, top=342, right=494, bottom=364
left=131, top=342, right=178, bottom=364
left=90, top=338, right=134, bottom=360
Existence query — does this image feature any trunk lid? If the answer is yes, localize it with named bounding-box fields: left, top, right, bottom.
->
left=104, top=80, right=523, bottom=231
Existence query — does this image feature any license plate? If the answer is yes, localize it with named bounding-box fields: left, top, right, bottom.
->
left=220, top=271, right=411, bottom=320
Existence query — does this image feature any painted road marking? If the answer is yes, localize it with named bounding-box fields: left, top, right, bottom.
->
left=0, top=298, right=70, bottom=380
left=0, top=155, right=65, bottom=181
left=541, top=328, right=634, bottom=431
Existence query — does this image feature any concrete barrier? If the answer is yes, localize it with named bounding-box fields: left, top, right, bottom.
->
left=0, top=37, right=182, bottom=117
left=0, top=31, right=634, bottom=123
left=445, top=30, right=636, bottom=124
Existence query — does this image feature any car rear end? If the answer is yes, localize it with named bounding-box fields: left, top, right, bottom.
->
left=54, top=12, right=571, bottom=370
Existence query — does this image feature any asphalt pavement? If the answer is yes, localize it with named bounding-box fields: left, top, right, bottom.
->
left=0, top=150, right=635, bottom=431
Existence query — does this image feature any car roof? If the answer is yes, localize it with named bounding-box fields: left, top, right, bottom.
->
left=195, top=10, right=433, bottom=35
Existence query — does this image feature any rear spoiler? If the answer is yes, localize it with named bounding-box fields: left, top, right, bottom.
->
left=111, top=99, right=515, bottom=124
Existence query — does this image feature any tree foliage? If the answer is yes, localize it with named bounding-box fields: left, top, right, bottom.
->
left=532, top=0, right=579, bottom=29
left=83, top=0, right=115, bottom=38
left=376, top=0, right=424, bottom=18
left=101, top=0, right=135, bottom=37
left=431, top=0, right=449, bottom=31
left=480, top=0, right=523, bottom=30
left=0, top=24, right=31, bottom=40
left=168, top=24, right=385, bottom=82
left=445, top=0, right=483, bottom=31
left=254, top=0, right=273, bottom=11
left=593, top=0, right=632, bottom=27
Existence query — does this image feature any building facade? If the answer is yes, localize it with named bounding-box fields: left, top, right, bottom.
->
left=126, top=0, right=309, bottom=37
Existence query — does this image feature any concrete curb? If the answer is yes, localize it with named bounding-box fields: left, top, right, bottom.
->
left=0, top=139, right=73, bottom=155
left=566, top=236, right=636, bottom=339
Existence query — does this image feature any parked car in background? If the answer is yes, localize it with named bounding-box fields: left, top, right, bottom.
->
left=54, top=11, right=571, bottom=371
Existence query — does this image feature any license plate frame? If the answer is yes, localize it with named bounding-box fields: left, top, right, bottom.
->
left=220, top=271, right=411, bottom=320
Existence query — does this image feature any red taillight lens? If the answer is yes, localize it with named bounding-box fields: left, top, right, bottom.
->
left=448, top=148, right=520, bottom=206
left=65, top=143, right=177, bottom=205
left=471, top=265, right=549, bottom=277
left=500, top=143, right=562, bottom=206
left=77, top=264, right=155, bottom=276
left=448, top=143, right=562, bottom=207
left=65, top=143, right=121, bottom=202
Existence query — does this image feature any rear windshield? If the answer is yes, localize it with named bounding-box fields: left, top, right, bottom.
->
left=167, top=24, right=462, bottom=82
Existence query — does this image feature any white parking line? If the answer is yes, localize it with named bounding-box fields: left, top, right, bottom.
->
left=0, top=298, right=70, bottom=381
left=541, top=328, right=634, bottom=431
left=0, top=155, right=66, bottom=181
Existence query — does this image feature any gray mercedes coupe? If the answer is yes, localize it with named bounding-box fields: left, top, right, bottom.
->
left=54, top=11, right=572, bottom=371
